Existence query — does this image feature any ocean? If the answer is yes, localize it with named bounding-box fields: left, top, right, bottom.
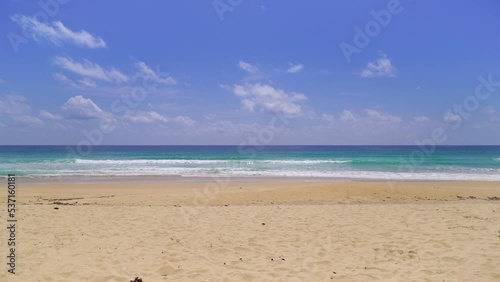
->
left=1, top=145, right=500, bottom=181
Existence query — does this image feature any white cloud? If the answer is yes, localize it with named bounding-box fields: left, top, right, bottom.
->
left=484, top=106, right=496, bottom=115
left=203, top=114, right=216, bottom=121
left=484, top=106, right=499, bottom=122
left=238, top=60, right=258, bottom=73
left=53, top=73, right=75, bottom=85
left=79, top=78, right=97, bottom=87
left=340, top=110, right=356, bottom=122
left=174, top=116, right=195, bottom=126
left=123, top=111, right=194, bottom=126
left=62, top=96, right=109, bottom=119
left=123, top=111, right=168, bottom=124
left=241, top=99, right=256, bottom=112
left=53, top=56, right=128, bottom=83
left=321, top=113, right=335, bottom=123
left=443, top=111, right=461, bottom=123
left=365, top=109, right=402, bottom=123
left=203, top=120, right=237, bottom=133
left=11, top=14, right=106, bottom=48
left=287, top=63, right=304, bottom=73
left=413, top=116, right=430, bottom=123
left=483, top=106, right=498, bottom=121
left=40, top=110, right=62, bottom=120
left=231, top=83, right=307, bottom=116
left=53, top=73, right=96, bottom=88
left=134, top=61, right=176, bottom=85
left=360, top=53, right=397, bottom=78
left=12, top=115, right=43, bottom=126
left=339, top=109, right=402, bottom=124
left=0, top=95, right=31, bottom=115
left=0, top=95, right=43, bottom=126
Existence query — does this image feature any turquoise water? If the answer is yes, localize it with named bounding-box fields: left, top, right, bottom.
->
left=1, top=146, right=500, bottom=180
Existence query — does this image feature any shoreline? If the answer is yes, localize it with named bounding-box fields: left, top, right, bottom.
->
left=7, top=175, right=500, bottom=185
left=9, top=181, right=500, bottom=206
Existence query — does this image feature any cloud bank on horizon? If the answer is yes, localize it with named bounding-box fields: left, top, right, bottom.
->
left=0, top=1, right=499, bottom=145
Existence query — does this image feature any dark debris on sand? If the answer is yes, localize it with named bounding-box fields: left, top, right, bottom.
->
left=130, top=277, right=143, bottom=282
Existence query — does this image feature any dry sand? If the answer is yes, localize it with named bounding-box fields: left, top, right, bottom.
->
left=1, top=180, right=499, bottom=281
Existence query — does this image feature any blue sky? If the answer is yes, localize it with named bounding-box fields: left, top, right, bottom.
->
left=0, top=0, right=499, bottom=145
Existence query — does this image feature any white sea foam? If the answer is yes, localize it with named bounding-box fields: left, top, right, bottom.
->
left=9, top=166, right=500, bottom=181
left=262, top=160, right=352, bottom=164
left=212, top=170, right=500, bottom=181
left=74, top=159, right=226, bottom=165
left=73, top=159, right=352, bottom=165
left=3, top=158, right=499, bottom=181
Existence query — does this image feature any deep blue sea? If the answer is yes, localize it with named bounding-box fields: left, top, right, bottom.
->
left=1, top=146, right=500, bottom=181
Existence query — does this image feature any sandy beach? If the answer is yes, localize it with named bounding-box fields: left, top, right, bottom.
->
left=1, top=180, right=499, bottom=281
